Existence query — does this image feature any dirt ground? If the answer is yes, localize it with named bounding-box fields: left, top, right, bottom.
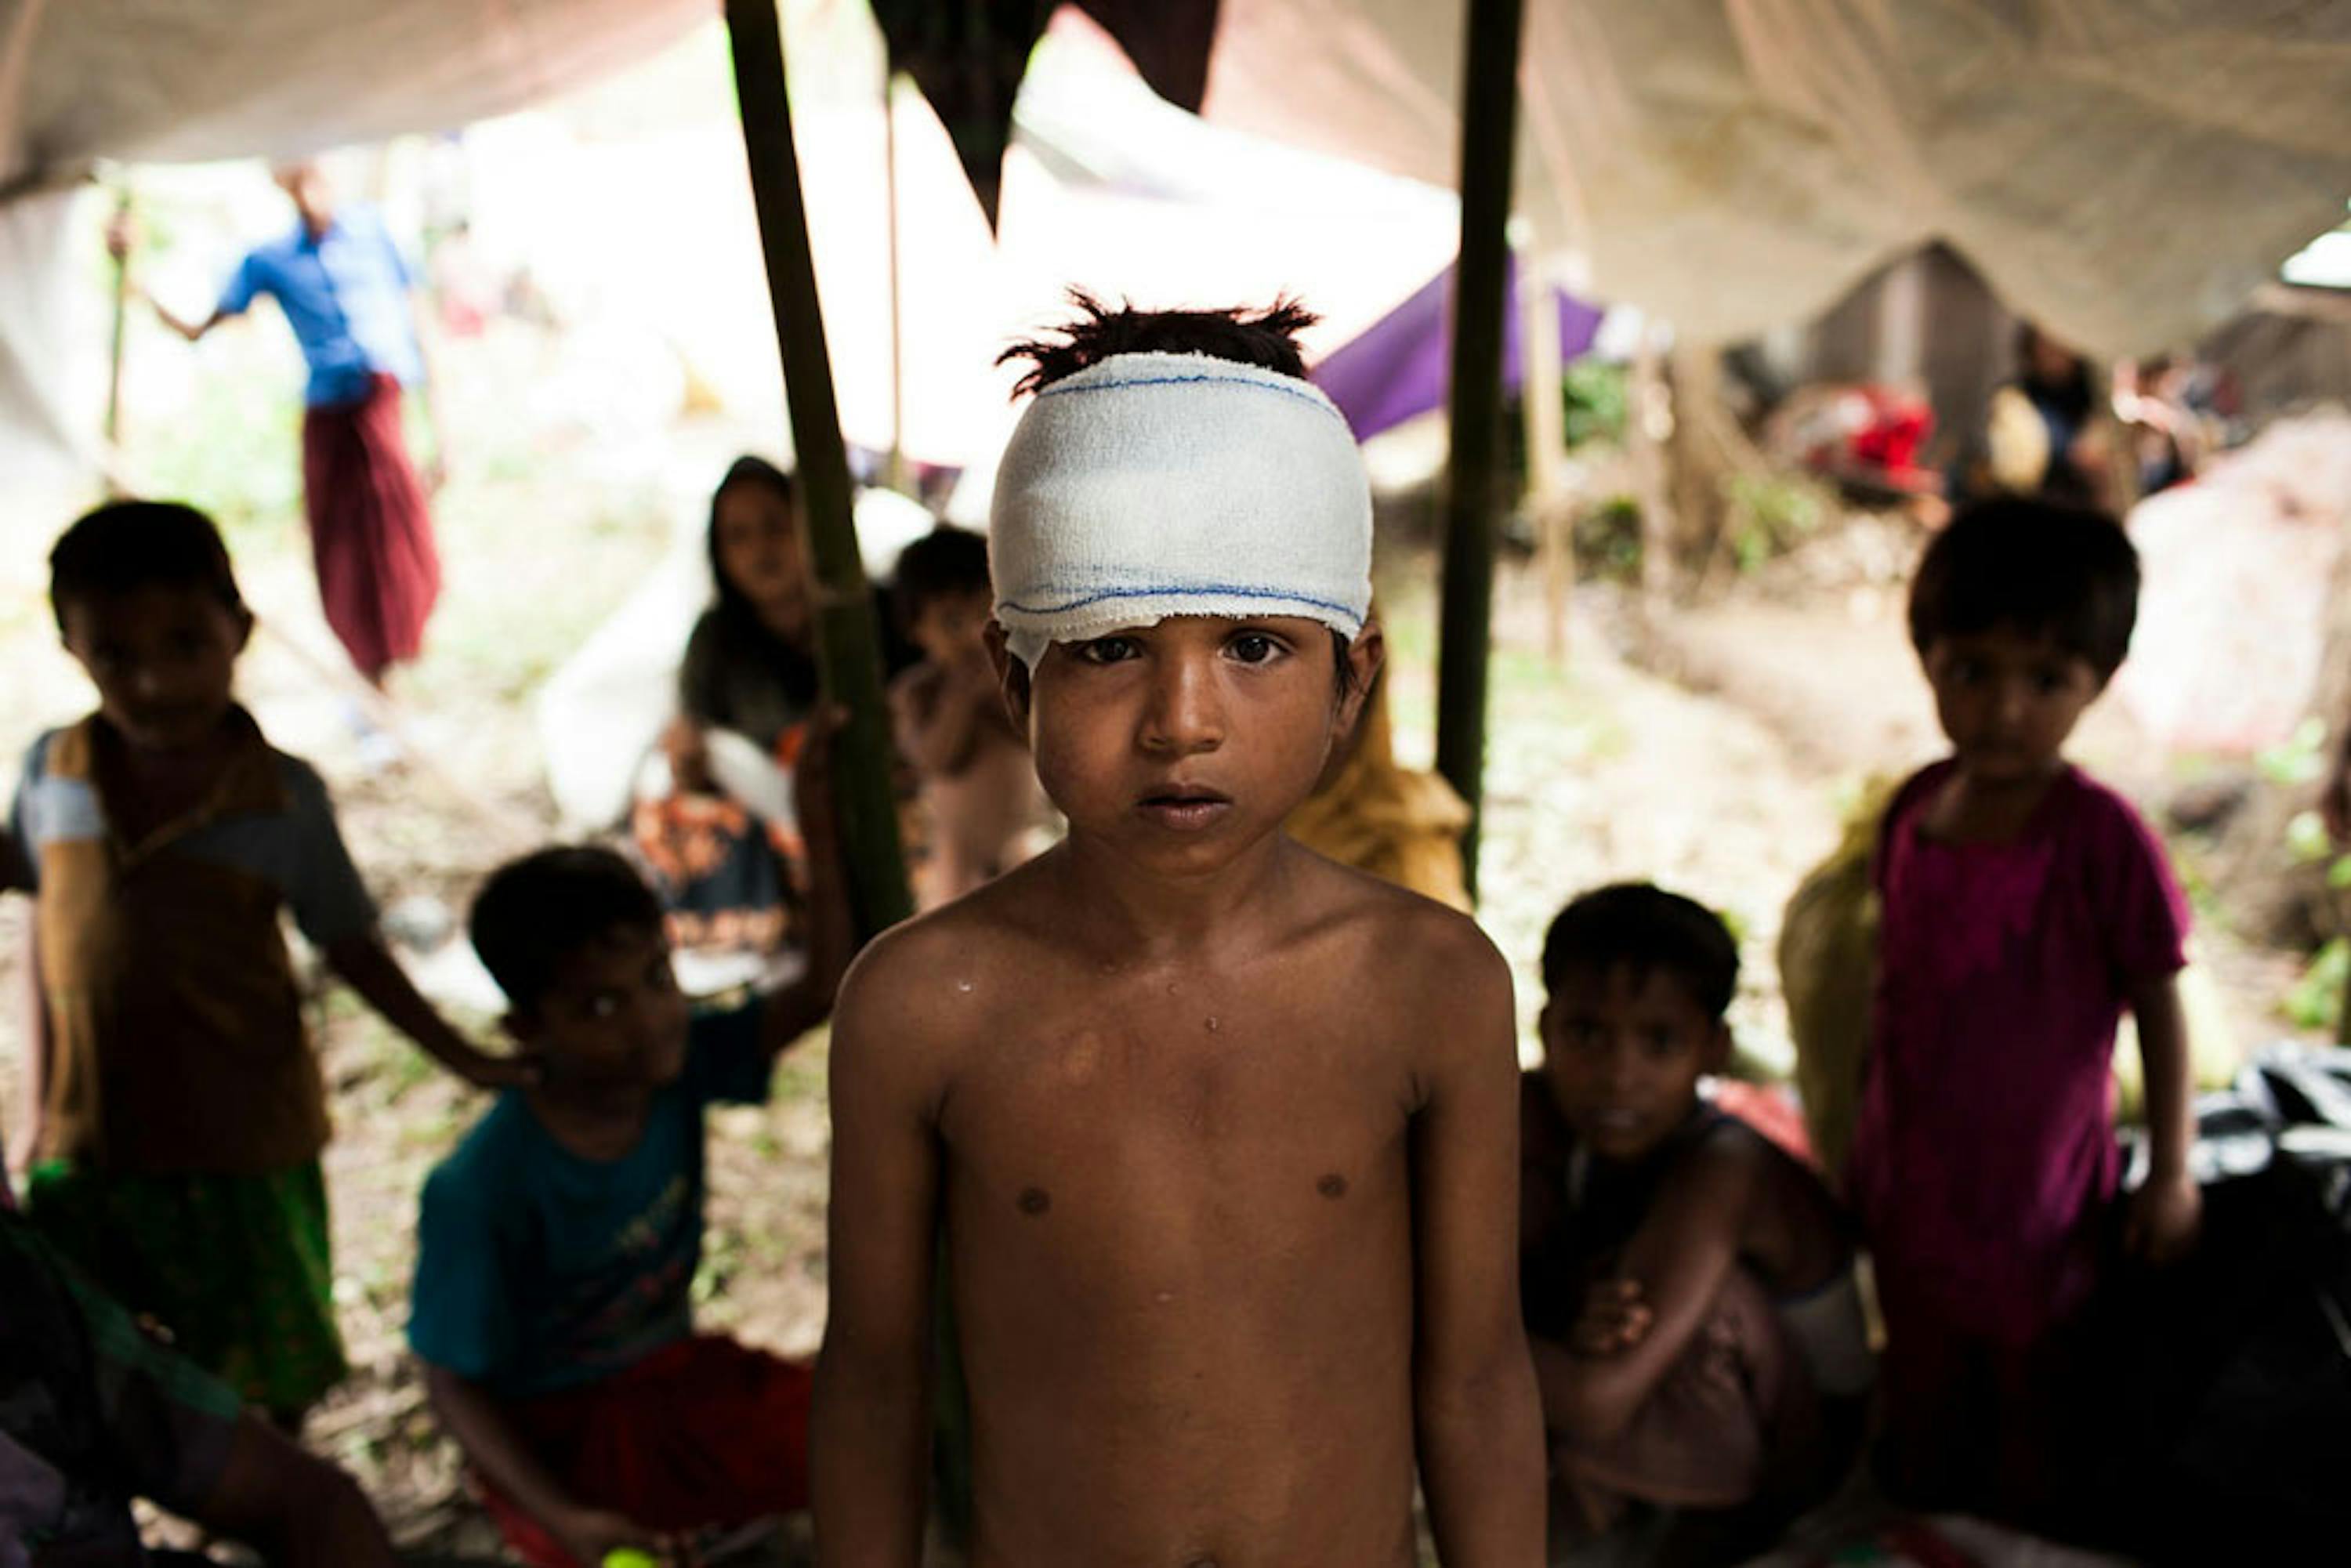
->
left=0, top=446, right=2321, bottom=1561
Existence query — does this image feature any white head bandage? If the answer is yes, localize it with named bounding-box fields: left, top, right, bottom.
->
left=987, top=350, right=1372, bottom=668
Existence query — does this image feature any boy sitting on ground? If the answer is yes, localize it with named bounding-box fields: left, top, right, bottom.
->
left=814, top=297, right=1544, bottom=1566
left=1523, top=884, right=1870, bottom=1562
left=409, top=746, right=848, bottom=1568
left=888, top=523, right=1044, bottom=907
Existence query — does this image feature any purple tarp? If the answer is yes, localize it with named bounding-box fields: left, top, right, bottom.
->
left=1310, top=256, right=1604, bottom=443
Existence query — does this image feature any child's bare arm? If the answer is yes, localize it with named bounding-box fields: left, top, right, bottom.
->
left=890, top=663, right=987, bottom=777
left=193, top=1411, right=400, bottom=1568
left=423, top=1364, right=682, bottom=1566
left=812, top=944, right=944, bottom=1567
left=1411, top=929, right=1545, bottom=1567
left=15, top=921, right=49, bottom=1171
left=324, top=935, right=538, bottom=1090
left=2125, top=975, right=2201, bottom=1264
left=1533, top=1137, right=1752, bottom=1445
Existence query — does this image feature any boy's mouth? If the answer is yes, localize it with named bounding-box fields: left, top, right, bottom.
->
left=1136, top=782, right=1232, bottom=831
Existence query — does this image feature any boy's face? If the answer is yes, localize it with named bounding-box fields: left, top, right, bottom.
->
left=1005, top=614, right=1379, bottom=875
left=509, top=924, right=692, bottom=1093
left=1541, top=963, right=1726, bottom=1164
left=60, top=585, right=249, bottom=752
left=714, top=482, right=810, bottom=644
left=1922, top=625, right=2103, bottom=785
left=911, top=587, right=991, bottom=667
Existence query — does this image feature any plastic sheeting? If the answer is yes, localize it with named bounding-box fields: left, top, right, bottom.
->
left=0, top=0, right=705, bottom=194
left=1202, top=0, right=2351, bottom=357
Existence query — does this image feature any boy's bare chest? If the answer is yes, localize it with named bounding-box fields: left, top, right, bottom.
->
left=940, top=982, right=1417, bottom=1219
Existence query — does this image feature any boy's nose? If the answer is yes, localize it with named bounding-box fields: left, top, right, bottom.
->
left=1140, top=655, right=1225, bottom=754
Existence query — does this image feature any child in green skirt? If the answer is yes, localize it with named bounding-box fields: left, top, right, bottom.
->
left=4, top=499, right=531, bottom=1426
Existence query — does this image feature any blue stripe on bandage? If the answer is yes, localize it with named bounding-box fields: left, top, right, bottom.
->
left=998, top=582, right=1362, bottom=620
left=1033, top=370, right=1346, bottom=424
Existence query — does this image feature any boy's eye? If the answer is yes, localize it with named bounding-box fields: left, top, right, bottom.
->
left=585, top=992, right=621, bottom=1019
left=2034, top=668, right=2070, bottom=694
left=1074, top=636, right=1140, bottom=665
left=1225, top=631, right=1287, bottom=665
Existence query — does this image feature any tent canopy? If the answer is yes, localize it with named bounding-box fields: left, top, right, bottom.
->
left=1197, top=0, right=2351, bottom=358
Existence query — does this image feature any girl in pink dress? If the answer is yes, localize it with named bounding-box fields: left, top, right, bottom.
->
left=1850, top=498, right=2201, bottom=1522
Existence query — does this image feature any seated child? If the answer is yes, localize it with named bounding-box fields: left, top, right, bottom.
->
left=887, top=523, right=1043, bottom=906
left=813, top=298, right=1545, bottom=1566
left=5, top=500, right=527, bottom=1427
left=410, top=748, right=848, bottom=1568
left=2, top=1204, right=398, bottom=1567
left=1522, top=884, right=1868, bottom=1558
left=1852, top=498, right=2197, bottom=1523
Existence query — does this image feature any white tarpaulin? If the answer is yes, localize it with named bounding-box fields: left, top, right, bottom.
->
left=0, top=0, right=705, bottom=192
left=1202, top=0, right=2351, bottom=357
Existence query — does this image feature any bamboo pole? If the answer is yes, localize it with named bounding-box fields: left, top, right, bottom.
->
left=882, top=62, right=908, bottom=495
left=1520, top=254, right=1571, bottom=663
left=103, top=186, right=132, bottom=459
left=1432, top=0, right=1527, bottom=900
left=723, top=0, right=913, bottom=940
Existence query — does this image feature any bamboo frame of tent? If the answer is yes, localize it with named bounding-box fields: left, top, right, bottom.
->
left=722, top=0, right=913, bottom=943
left=1432, top=0, right=1527, bottom=901
left=722, top=0, right=968, bottom=1539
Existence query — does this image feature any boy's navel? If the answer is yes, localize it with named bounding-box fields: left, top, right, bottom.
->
left=1017, top=1186, right=1052, bottom=1216
left=1317, top=1173, right=1349, bottom=1199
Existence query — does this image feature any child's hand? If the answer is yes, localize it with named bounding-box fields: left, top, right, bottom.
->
left=451, top=1043, right=544, bottom=1092
left=791, top=705, right=846, bottom=833
left=552, top=1505, right=693, bottom=1568
left=2123, top=1169, right=2202, bottom=1266
left=1567, top=1277, right=1653, bottom=1357
left=661, top=717, right=712, bottom=795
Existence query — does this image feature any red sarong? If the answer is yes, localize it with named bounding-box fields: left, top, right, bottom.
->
left=473, top=1335, right=813, bottom=1568
left=299, top=374, right=440, bottom=680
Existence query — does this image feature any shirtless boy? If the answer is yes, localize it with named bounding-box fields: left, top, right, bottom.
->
left=813, top=299, right=1545, bottom=1567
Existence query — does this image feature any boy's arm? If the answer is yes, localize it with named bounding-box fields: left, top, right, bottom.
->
left=812, top=943, right=944, bottom=1567
left=191, top=1411, right=400, bottom=1568
left=1531, top=1137, right=1752, bottom=1444
left=2124, top=975, right=2201, bottom=1264
left=1411, top=930, right=1545, bottom=1567
left=890, top=663, right=987, bottom=777
left=324, top=935, right=538, bottom=1089
left=423, top=1364, right=680, bottom=1566
left=759, top=710, right=853, bottom=1058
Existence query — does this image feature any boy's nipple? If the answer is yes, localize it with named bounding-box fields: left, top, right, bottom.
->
left=1017, top=1186, right=1052, bottom=1216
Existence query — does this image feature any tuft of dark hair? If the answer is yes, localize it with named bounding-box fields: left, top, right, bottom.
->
left=892, top=523, right=992, bottom=630
left=1907, top=497, right=2139, bottom=679
left=49, top=499, right=247, bottom=631
left=999, top=290, right=1320, bottom=397
left=1541, top=882, right=1739, bottom=1020
left=470, top=846, right=664, bottom=1014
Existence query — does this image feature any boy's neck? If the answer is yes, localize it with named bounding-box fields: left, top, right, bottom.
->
left=523, top=1077, right=657, bottom=1162
left=1054, top=828, right=1301, bottom=961
left=1932, top=757, right=2066, bottom=841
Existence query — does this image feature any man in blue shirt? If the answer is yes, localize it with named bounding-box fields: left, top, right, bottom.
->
left=124, top=162, right=444, bottom=688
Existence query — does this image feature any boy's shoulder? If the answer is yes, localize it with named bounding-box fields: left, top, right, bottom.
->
left=420, top=1093, right=539, bottom=1222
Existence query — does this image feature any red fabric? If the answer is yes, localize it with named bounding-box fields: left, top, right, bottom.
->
left=474, top=1335, right=813, bottom=1568
left=299, top=375, right=440, bottom=679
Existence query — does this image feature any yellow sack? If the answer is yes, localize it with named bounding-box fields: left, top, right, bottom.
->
left=1777, top=778, right=1896, bottom=1190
